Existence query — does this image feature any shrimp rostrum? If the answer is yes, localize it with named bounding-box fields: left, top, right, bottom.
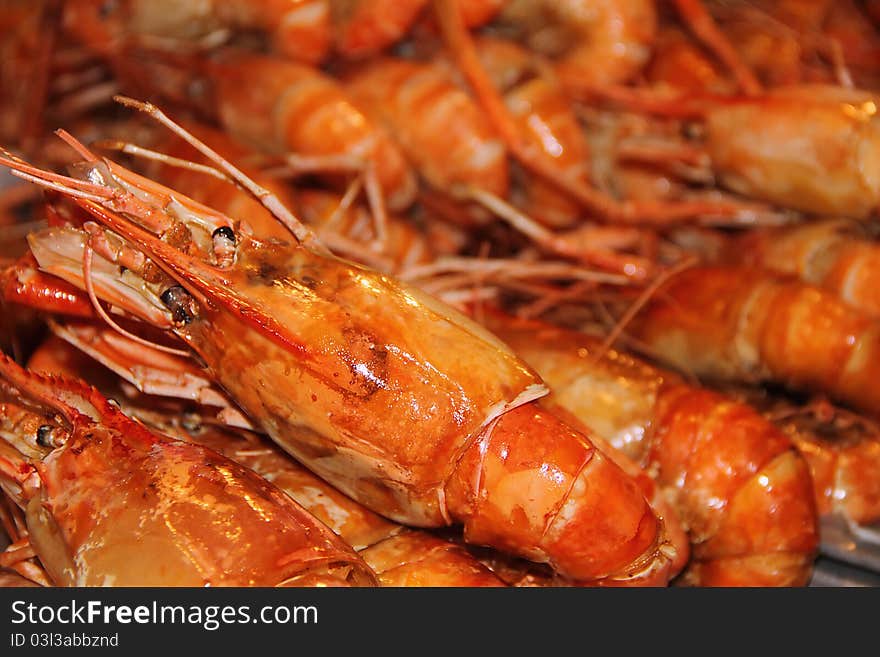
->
left=0, top=109, right=680, bottom=585
left=0, top=355, right=377, bottom=587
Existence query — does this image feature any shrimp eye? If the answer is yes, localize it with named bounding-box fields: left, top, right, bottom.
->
left=160, top=285, right=196, bottom=325
left=212, top=226, right=236, bottom=268
left=36, top=425, right=55, bottom=448
left=212, top=226, right=236, bottom=243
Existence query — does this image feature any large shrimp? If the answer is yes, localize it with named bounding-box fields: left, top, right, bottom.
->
left=480, top=311, right=819, bottom=586
left=0, top=354, right=377, bottom=587
left=465, top=35, right=590, bottom=230
left=719, top=219, right=880, bottom=320
left=148, top=48, right=418, bottom=213
left=722, top=386, right=880, bottom=529
left=624, top=264, right=880, bottom=416
left=340, top=49, right=652, bottom=277
left=33, top=324, right=691, bottom=586
left=341, top=54, right=509, bottom=217
left=62, top=0, right=333, bottom=65
left=19, top=318, right=686, bottom=588
left=195, top=428, right=509, bottom=587
left=183, top=423, right=509, bottom=587
left=84, top=45, right=415, bottom=224
left=1, top=111, right=680, bottom=585
left=592, top=84, right=880, bottom=220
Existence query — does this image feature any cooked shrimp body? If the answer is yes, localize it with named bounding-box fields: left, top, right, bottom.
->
left=343, top=55, right=509, bottom=209
left=628, top=265, right=880, bottom=416
left=471, top=35, right=590, bottom=228
left=482, top=311, right=820, bottom=586
left=203, top=49, right=418, bottom=211
left=63, top=0, right=332, bottom=64
left=0, top=355, right=377, bottom=587
left=703, top=88, right=880, bottom=219
left=730, top=219, right=880, bottom=320
left=722, top=387, right=880, bottom=527
left=593, top=84, right=880, bottom=219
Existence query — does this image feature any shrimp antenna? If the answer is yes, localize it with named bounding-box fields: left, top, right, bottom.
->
left=463, top=185, right=651, bottom=279
left=112, top=95, right=331, bottom=255
left=93, top=140, right=231, bottom=182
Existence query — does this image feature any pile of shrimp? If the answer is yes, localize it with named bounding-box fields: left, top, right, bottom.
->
left=1, top=0, right=880, bottom=588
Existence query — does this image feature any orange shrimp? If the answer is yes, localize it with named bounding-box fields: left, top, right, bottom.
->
left=175, top=48, right=418, bottom=212
left=0, top=355, right=377, bottom=587
left=726, top=219, right=880, bottom=320
left=17, top=263, right=673, bottom=586
left=74, top=46, right=417, bottom=217
left=342, top=54, right=509, bottom=216
left=481, top=311, right=819, bottom=586
left=342, top=44, right=655, bottom=278
left=725, top=388, right=880, bottom=528
left=62, top=0, right=333, bottom=64
left=1, top=113, right=681, bottom=585
left=593, top=84, right=880, bottom=219
left=41, top=323, right=690, bottom=587
left=190, top=427, right=507, bottom=587
left=702, top=87, right=880, bottom=219
left=626, top=264, right=880, bottom=417
left=468, top=35, right=590, bottom=229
